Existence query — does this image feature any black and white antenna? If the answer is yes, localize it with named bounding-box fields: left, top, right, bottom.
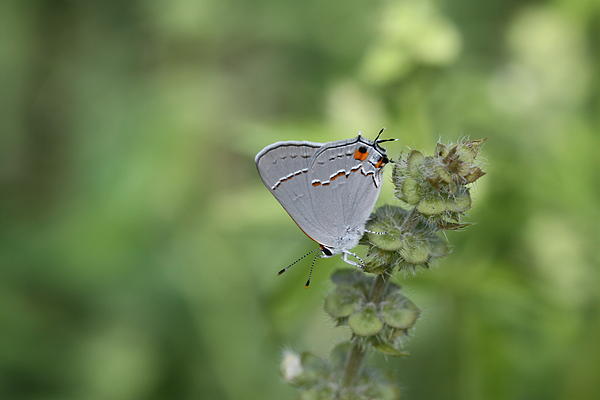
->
left=277, top=248, right=318, bottom=276
left=374, top=127, right=398, bottom=145
left=304, top=252, right=321, bottom=288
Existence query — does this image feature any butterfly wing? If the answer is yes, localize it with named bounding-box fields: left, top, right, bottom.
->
left=306, top=136, right=385, bottom=244
left=255, top=141, right=332, bottom=244
left=256, top=136, right=389, bottom=250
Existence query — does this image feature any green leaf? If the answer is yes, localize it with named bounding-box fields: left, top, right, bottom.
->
left=371, top=340, right=410, bottom=357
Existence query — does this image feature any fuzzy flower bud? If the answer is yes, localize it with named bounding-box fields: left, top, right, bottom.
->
left=364, top=205, right=449, bottom=272
left=349, top=304, right=384, bottom=336
left=381, top=293, right=420, bottom=329
left=281, top=350, right=303, bottom=383
left=324, top=286, right=362, bottom=318
left=393, top=139, right=486, bottom=228
left=324, top=269, right=421, bottom=356
left=281, top=342, right=401, bottom=399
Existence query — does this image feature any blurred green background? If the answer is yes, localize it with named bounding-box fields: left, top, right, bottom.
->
left=1, top=0, right=599, bottom=399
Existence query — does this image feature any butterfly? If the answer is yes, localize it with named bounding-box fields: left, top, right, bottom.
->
left=256, top=129, right=395, bottom=285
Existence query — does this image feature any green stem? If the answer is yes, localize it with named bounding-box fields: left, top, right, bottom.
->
left=369, top=273, right=388, bottom=303
left=342, top=342, right=365, bottom=388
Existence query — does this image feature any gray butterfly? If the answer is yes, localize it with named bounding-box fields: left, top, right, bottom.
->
left=256, top=129, right=395, bottom=283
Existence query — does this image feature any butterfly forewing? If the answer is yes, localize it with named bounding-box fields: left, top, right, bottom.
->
left=307, top=137, right=384, bottom=238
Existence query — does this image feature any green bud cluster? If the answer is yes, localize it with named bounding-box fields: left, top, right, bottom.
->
left=281, top=343, right=400, bottom=400
left=392, top=139, right=486, bottom=228
left=363, top=205, right=449, bottom=272
left=325, top=269, right=420, bottom=355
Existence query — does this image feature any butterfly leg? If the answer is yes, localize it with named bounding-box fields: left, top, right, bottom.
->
left=365, top=229, right=388, bottom=235
left=342, top=251, right=365, bottom=270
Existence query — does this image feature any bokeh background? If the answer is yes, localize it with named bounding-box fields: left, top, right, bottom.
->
left=1, top=0, right=599, bottom=399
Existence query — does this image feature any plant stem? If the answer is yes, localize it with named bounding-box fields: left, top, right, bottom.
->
left=342, top=342, right=365, bottom=388
left=369, top=273, right=388, bottom=303
left=342, top=273, right=389, bottom=388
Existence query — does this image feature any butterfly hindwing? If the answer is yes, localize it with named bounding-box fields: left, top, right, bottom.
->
left=255, top=141, right=332, bottom=244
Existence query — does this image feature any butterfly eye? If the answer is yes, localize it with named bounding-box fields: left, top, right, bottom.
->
left=321, top=247, right=333, bottom=257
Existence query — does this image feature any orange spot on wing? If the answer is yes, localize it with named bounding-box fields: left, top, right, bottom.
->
left=312, top=181, right=321, bottom=186
left=353, top=149, right=368, bottom=161
left=330, top=171, right=346, bottom=181
left=375, top=159, right=383, bottom=168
